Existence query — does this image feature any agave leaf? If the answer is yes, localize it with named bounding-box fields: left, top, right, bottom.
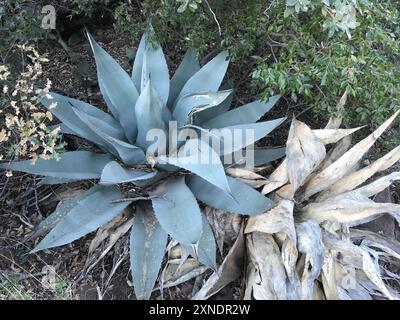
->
left=130, top=202, right=168, bottom=300
left=192, top=223, right=245, bottom=300
left=131, top=34, right=146, bottom=91
left=215, top=119, right=286, bottom=156
left=0, top=151, right=112, bottom=179
left=318, top=134, right=352, bottom=171
left=318, top=146, right=400, bottom=200
left=245, top=199, right=295, bottom=240
left=140, top=36, right=170, bottom=106
left=261, top=125, right=361, bottom=196
left=43, top=92, right=125, bottom=138
left=203, top=95, right=280, bottom=129
left=194, top=90, right=233, bottom=124
left=246, top=232, right=288, bottom=300
left=295, top=220, right=324, bottom=300
left=182, top=213, right=217, bottom=271
left=72, top=108, right=145, bottom=165
left=187, top=175, right=274, bottom=215
left=360, top=249, right=396, bottom=300
left=32, top=185, right=131, bottom=252
left=158, top=139, right=232, bottom=195
left=286, top=118, right=326, bottom=196
left=39, top=177, right=77, bottom=185
left=193, top=118, right=285, bottom=157
left=87, top=32, right=139, bottom=142
left=350, top=172, right=400, bottom=198
left=173, top=90, right=232, bottom=127
left=301, top=193, right=400, bottom=224
left=29, top=186, right=101, bottom=241
left=302, top=111, right=399, bottom=199
left=135, top=80, right=167, bottom=151
left=168, top=48, right=200, bottom=107
left=252, top=147, right=286, bottom=166
left=150, top=176, right=203, bottom=245
left=226, top=167, right=267, bottom=181
left=41, top=94, right=108, bottom=147
left=100, top=161, right=158, bottom=185
left=174, top=51, right=229, bottom=110
left=313, top=127, right=364, bottom=144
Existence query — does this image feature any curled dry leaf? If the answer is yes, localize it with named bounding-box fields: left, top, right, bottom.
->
left=286, top=118, right=326, bottom=197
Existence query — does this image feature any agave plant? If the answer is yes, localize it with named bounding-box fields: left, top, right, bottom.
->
left=242, top=111, right=400, bottom=300
left=0, top=30, right=286, bottom=299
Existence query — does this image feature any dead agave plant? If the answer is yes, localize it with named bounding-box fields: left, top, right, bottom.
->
left=243, top=110, right=400, bottom=300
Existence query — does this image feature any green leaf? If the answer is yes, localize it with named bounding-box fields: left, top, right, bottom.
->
left=87, top=32, right=139, bottom=142
left=185, top=118, right=286, bottom=156
left=174, top=51, right=229, bottom=110
left=32, top=185, right=131, bottom=252
left=44, top=92, right=124, bottom=138
left=158, top=139, right=232, bottom=196
left=130, top=202, right=168, bottom=300
left=168, top=48, right=200, bottom=107
left=194, top=90, right=233, bottom=124
left=203, top=95, right=280, bottom=128
left=150, top=176, right=203, bottom=245
left=131, top=34, right=146, bottom=91
left=31, top=185, right=101, bottom=239
left=135, top=80, right=167, bottom=151
left=41, top=93, right=110, bottom=148
left=100, top=161, right=157, bottom=185
left=172, top=90, right=232, bottom=127
left=141, top=35, right=170, bottom=106
left=0, top=151, right=112, bottom=180
left=72, top=108, right=145, bottom=165
left=182, top=213, right=217, bottom=271
left=231, top=146, right=286, bottom=167
left=187, top=175, right=274, bottom=215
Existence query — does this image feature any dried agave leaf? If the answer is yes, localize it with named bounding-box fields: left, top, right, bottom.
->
left=313, top=127, right=363, bottom=145
left=286, top=118, right=326, bottom=196
left=192, top=223, right=245, bottom=300
left=312, top=281, right=326, bottom=300
left=360, top=249, right=396, bottom=300
left=262, top=125, right=359, bottom=196
left=320, top=251, right=339, bottom=300
left=302, top=111, right=399, bottom=200
left=245, top=232, right=288, bottom=300
left=159, top=258, right=208, bottom=291
left=317, top=135, right=353, bottom=172
left=350, top=229, right=400, bottom=259
left=236, top=178, right=268, bottom=188
left=319, top=146, right=400, bottom=200
left=227, top=167, right=269, bottom=188
left=245, top=199, right=295, bottom=241
left=262, top=161, right=289, bottom=195
left=347, top=172, right=400, bottom=199
left=226, top=168, right=267, bottom=181
left=301, top=193, right=400, bottom=224
left=295, top=220, right=325, bottom=300
left=86, top=217, right=133, bottom=273
left=87, top=210, right=127, bottom=256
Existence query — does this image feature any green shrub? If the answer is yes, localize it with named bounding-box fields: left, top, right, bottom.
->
left=113, top=0, right=400, bottom=144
